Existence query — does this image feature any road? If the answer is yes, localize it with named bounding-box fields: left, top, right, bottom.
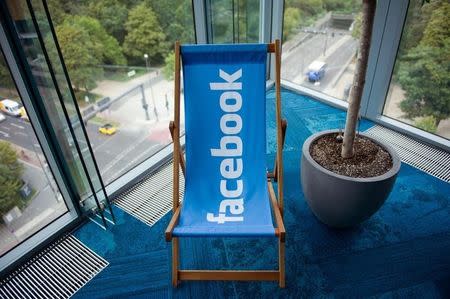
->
left=282, top=31, right=357, bottom=93
left=11, top=161, right=66, bottom=237
left=87, top=73, right=176, bottom=184
left=1, top=30, right=357, bottom=188
left=0, top=115, right=40, bottom=152
left=85, top=122, right=163, bottom=184
left=0, top=112, right=165, bottom=184
left=0, top=160, right=66, bottom=255
left=282, top=32, right=341, bottom=80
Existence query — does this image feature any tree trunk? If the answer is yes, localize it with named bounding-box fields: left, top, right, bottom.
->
left=341, top=0, right=376, bottom=158
left=435, top=117, right=441, bottom=127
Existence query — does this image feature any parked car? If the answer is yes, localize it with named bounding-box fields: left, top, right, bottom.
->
left=0, top=99, right=21, bottom=116
left=99, top=124, right=117, bottom=135
left=306, top=61, right=326, bottom=83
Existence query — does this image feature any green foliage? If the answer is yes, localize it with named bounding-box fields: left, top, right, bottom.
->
left=398, top=1, right=450, bottom=126
left=87, top=0, right=128, bottom=43
left=398, top=43, right=450, bottom=124
left=0, top=141, right=24, bottom=216
left=203, top=0, right=259, bottom=43
left=63, top=16, right=126, bottom=65
left=397, top=0, right=442, bottom=57
left=207, top=1, right=233, bottom=43
left=54, top=15, right=127, bottom=92
left=53, top=22, right=102, bottom=91
left=283, top=8, right=301, bottom=41
left=165, top=1, right=196, bottom=44
left=235, top=0, right=260, bottom=43
left=162, top=52, right=175, bottom=81
left=149, top=0, right=194, bottom=44
left=420, top=2, right=449, bottom=48
left=123, top=3, right=168, bottom=65
left=414, top=115, right=437, bottom=133
left=287, top=0, right=324, bottom=16
left=46, top=0, right=67, bottom=25
left=0, top=56, right=14, bottom=90
left=351, top=13, right=362, bottom=39
left=323, top=0, right=360, bottom=13
left=284, top=0, right=362, bottom=42
left=47, top=0, right=90, bottom=25
left=302, top=0, right=324, bottom=16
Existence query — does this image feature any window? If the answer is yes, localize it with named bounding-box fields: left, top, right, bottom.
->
left=282, top=0, right=361, bottom=101
left=46, top=0, right=195, bottom=185
left=206, top=0, right=260, bottom=43
left=0, top=48, right=67, bottom=256
left=383, top=0, right=449, bottom=139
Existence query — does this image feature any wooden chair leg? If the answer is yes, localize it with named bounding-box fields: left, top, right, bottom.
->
left=172, top=238, right=179, bottom=287
left=169, top=121, right=185, bottom=176
left=279, top=237, right=285, bottom=288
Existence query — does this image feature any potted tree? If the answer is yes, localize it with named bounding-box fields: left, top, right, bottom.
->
left=301, top=0, right=401, bottom=228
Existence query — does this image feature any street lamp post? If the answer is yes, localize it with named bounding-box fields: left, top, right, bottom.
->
left=141, top=54, right=151, bottom=121
left=144, top=53, right=150, bottom=74
left=323, top=30, right=328, bottom=56
left=143, top=54, right=157, bottom=121
left=140, top=84, right=150, bottom=120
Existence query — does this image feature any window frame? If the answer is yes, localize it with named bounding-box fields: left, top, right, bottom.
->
left=364, top=0, right=449, bottom=150
left=0, top=20, right=79, bottom=273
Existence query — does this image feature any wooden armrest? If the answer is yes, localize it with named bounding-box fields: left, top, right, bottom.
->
left=165, top=206, right=181, bottom=241
left=267, top=182, right=285, bottom=242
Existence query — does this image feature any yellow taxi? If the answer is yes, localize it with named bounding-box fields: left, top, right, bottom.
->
left=98, top=124, right=117, bottom=135
left=19, top=107, right=29, bottom=121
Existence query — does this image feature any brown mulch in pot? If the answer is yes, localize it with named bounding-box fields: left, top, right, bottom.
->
left=310, top=133, right=393, bottom=178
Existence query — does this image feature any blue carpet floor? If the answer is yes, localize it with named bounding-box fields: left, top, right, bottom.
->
left=73, top=89, right=450, bottom=298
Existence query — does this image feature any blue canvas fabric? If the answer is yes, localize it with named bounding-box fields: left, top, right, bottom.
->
left=172, top=44, right=275, bottom=237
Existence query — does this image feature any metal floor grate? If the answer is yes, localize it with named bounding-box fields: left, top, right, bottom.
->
left=365, top=125, right=450, bottom=182
left=114, top=161, right=184, bottom=226
left=0, top=234, right=108, bottom=299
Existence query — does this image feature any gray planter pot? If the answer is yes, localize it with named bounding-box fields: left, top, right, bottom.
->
left=301, top=129, right=401, bottom=228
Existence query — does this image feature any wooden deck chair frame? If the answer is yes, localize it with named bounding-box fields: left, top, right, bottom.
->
left=165, top=40, right=287, bottom=288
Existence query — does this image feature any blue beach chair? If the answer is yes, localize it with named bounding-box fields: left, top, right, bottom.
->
left=165, top=40, right=287, bottom=287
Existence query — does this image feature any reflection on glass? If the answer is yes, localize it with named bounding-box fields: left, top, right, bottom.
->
left=6, top=0, right=94, bottom=203
left=0, top=50, right=67, bottom=256
left=282, top=1, right=361, bottom=100
left=207, top=0, right=260, bottom=43
left=383, top=0, right=449, bottom=139
left=46, top=0, right=195, bottom=185
left=32, top=0, right=108, bottom=210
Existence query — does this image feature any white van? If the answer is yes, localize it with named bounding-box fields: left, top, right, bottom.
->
left=306, top=61, right=326, bottom=82
left=0, top=99, right=21, bottom=116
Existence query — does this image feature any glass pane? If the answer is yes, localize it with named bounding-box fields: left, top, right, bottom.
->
left=282, top=1, right=361, bottom=100
left=4, top=0, right=101, bottom=212
left=383, top=0, right=449, bottom=139
left=0, top=49, right=67, bottom=256
left=46, top=0, right=195, bottom=185
left=207, top=0, right=260, bottom=43
left=31, top=0, right=107, bottom=212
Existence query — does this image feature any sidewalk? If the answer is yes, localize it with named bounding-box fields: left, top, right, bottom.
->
left=0, top=147, right=65, bottom=256
left=10, top=143, right=44, bottom=169
left=92, top=70, right=160, bottom=98
left=97, top=76, right=181, bottom=128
